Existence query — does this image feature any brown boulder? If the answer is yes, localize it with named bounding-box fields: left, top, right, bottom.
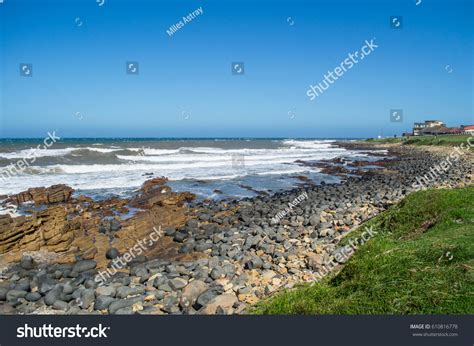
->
left=141, top=177, right=169, bottom=193
left=129, top=178, right=195, bottom=210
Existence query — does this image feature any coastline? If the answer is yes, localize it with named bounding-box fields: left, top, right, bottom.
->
left=0, top=141, right=472, bottom=315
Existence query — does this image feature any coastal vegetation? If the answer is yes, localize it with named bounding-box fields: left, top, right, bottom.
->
left=253, top=187, right=474, bottom=314
left=366, top=135, right=473, bottom=148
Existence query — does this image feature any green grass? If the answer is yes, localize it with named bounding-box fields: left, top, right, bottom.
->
left=365, top=137, right=403, bottom=143
left=404, top=135, right=472, bottom=147
left=253, top=187, right=474, bottom=314
left=364, top=135, right=472, bottom=148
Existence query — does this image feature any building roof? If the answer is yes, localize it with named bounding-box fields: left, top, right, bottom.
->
left=444, top=127, right=463, bottom=134
left=462, top=125, right=474, bottom=131
left=419, top=126, right=461, bottom=134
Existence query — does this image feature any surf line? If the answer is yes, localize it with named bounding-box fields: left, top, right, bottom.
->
left=166, top=6, right=204, bottom=37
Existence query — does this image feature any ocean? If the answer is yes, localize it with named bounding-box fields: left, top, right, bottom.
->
left=0, top=138, right=382, bottom=202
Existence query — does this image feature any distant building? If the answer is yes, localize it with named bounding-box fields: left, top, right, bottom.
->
left=413, top=120, right=445, bottom=136
left=444, top=127, right=464, bottom=135
left=418, top=126, right=463, bottom=136
left=461, top=125, right=474, bottom=135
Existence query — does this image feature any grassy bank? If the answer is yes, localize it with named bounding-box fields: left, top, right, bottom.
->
left=366, top=135, right=472, bottom=148
left=253, top=187, right=474, bottom=314
left=366, top=137, right=403, bottom=143
left=405, top=135, right=472, bottom=146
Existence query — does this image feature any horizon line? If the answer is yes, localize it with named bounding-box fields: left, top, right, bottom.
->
left=0, top=136, right=368, bottom=140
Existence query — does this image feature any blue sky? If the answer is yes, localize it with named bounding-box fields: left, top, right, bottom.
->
left=0, top=0, right=472, bottom=138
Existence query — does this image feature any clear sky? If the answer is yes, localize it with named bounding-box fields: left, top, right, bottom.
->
left=0, top=0, right=472, bottom=138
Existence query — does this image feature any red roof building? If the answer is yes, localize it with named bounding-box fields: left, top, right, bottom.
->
left=444, top=127, right=464, bottom=134
left=461, top=125, right=474, bottom=134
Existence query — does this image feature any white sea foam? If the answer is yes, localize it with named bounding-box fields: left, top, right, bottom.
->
left=282, top=139, right=336, bottom=149
left=0, top=148, right=76, bottom=159
left=0, top=140, right=360, bottom=195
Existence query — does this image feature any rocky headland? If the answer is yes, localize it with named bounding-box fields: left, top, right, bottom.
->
left=0, top=142, right=472, bottom=315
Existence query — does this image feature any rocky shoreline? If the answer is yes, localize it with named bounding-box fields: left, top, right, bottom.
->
left=0, top=142, right=472, bottom=315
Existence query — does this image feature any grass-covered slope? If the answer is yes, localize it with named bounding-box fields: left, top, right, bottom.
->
left=253, top=187, right=474, bottom=314
left=404, top=135, right=473, bottom=147
left=365, top=135, right=473, bottom=148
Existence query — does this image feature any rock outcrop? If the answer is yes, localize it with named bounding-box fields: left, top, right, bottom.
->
left=6, top=184, right=73, bottom=206
left=0, top=178, right=196, bottom=269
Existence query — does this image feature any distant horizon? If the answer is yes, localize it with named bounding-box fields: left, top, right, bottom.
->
left=0, top=136, right=367, bottom=140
